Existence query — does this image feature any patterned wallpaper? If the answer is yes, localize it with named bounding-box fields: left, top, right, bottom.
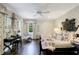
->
left=0, top=13, right=4, bottom=54
left=0, top=4, right=19, bottom=55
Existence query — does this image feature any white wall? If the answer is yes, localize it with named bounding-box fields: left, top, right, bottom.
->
left=34, top=20, right=55, bottom=39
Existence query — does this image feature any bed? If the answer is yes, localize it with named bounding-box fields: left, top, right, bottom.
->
left=41, top=32, right=77, bottom=53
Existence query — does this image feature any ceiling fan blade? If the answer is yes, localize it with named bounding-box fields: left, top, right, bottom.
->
left=35, top=8, right=49, bottom=13
left=43, top=11, right=49, bottom=13
left=38, top=13, right=44, bottom=16
left=33, top=12, right=43, bottom=17
left=33, top=13, right=37, bottom=16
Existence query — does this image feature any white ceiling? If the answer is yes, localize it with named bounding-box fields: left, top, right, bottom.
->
left=4, top=3, right=79, bottom=20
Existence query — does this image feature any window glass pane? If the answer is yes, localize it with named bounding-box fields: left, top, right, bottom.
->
left=4, top=15, right=12, bottom=37
left=29, top=23, right=33, bottom=32
left=5, top=15, right=12, bottom=29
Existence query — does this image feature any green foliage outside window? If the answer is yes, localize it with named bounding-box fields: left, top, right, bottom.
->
left=29, top=23, right=33, bottom=32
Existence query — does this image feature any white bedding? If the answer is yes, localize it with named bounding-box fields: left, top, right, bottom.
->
left=41, top=40, right=73, bottom=52
left=53, top=40, right=73, bottom=48
left=73, top=38, right=79, bottom=44
left=41, top=41, right=55, bottom=51
left=41, top=32, right=76, bottom=50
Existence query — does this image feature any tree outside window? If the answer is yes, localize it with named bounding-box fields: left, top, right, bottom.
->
left=29, top=23, right=33, bottom=32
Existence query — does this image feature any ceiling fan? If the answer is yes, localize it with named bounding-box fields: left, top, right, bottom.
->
left=34, top=10, right=50, bottom=16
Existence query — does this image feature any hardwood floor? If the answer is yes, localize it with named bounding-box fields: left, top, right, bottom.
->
left=4, top=39, right=78, bottom=55
left=19, top=40, right=40, bottom=55
left=4, top=39, right=40, bottom=55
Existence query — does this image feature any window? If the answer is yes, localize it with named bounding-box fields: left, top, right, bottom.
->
left=4, top=15, right=12, bottom=37
left=29, top=23, right=33, bottom=32
left=5, top=15, right=12, bottom=30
